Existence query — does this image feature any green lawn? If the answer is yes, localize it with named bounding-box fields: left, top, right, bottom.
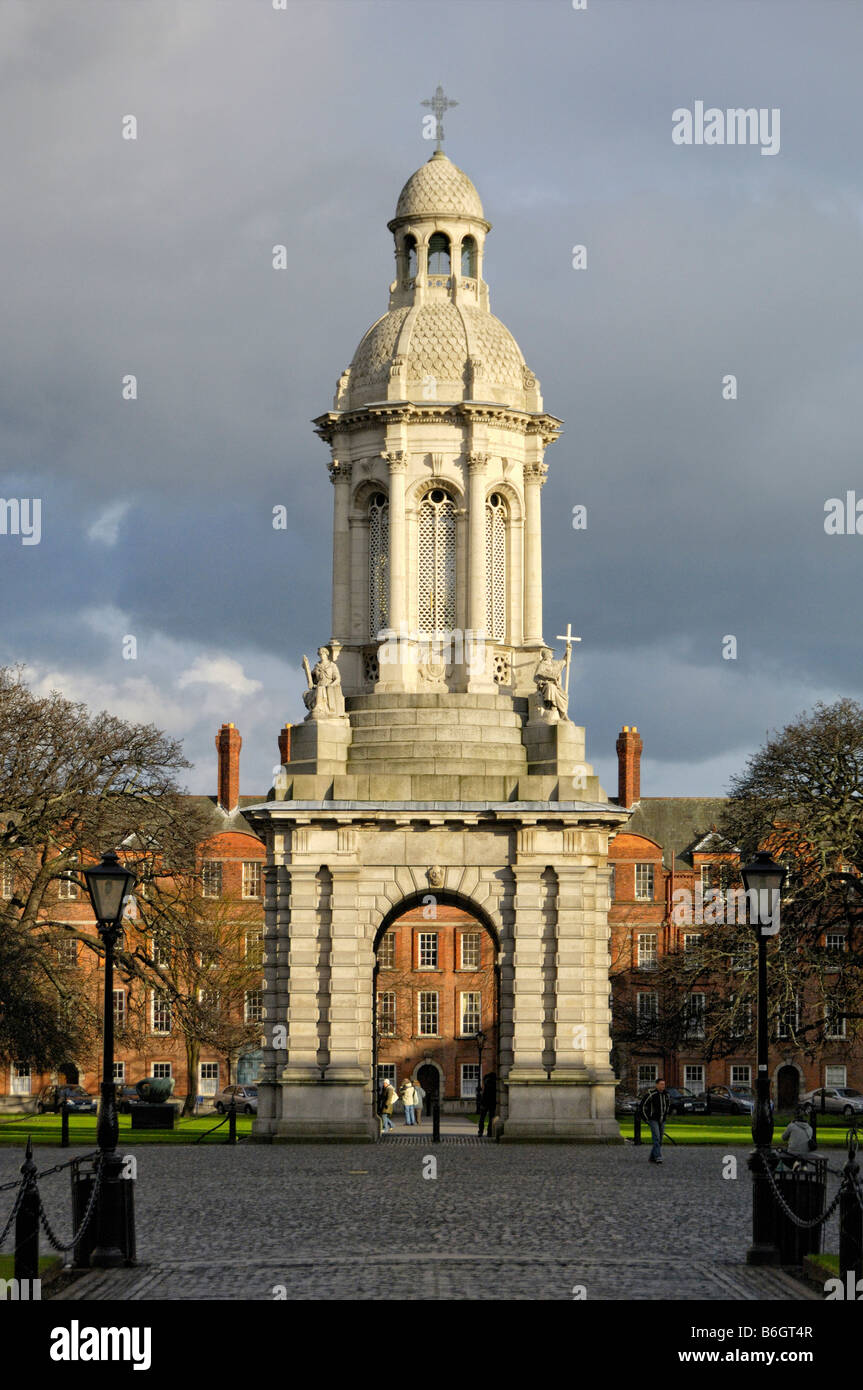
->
left=0, top=1254, right=62, bottom=1279
left=617, top=1113, right=855, bottom=1146
left=0, top=1111, right=255, bottom=1146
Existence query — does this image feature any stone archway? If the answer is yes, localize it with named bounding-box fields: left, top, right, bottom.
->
left=373, top=894, right=499, bottom=1114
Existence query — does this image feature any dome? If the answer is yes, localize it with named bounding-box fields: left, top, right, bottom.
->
left=393, top=151, right=485, bottom=223
left=345, top=301, right=530, bottom=407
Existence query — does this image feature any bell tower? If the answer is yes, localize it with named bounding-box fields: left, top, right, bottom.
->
left=244, top=139, right=630, bottom=1142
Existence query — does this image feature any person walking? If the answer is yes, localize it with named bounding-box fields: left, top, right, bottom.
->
left=414, top=1080, right=426, bottom=1126
left=477, top=1072, right=497, bottom=1138
left=379, top=1079, right=396, bottom=1135
left=640, top=1078, right=671, bottom=1164
left=400, top=1077, right=418, bottom=1126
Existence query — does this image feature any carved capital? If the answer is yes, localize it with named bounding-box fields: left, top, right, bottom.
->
left=523, top=461, right=548, bottom=486
left=382, top=450, right=408, bottom=473
left=466, top=451, right=488, bottom=474
left=328, top=458, right=353, bottom=484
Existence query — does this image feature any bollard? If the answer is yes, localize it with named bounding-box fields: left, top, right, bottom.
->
left=633, top=1107, right=642, bottom=1146
left=228, top=1100, right=237, bottom=1145
left=432, top=1099, right=440, bottom=1143
left=14, top=1138, right=40, bottom=1283
left=60, top=1099, right=70, bottom=1149
left=808, top=1103, right=817, bottom=1150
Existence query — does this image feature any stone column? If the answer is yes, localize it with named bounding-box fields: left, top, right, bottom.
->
left=280, top=866, right=321, bottom=1079
left=523, top=460, right=547, bottom=646
left=385, top=451, right=408, bottom=633
left=466, top=451, right=495, bottom=691
left=507, top=862, right=547, bottom=1079
left=326, top=864, right=369, bottom=1080
left=348, top=512, right=369, bottom=643
left=329, top=460, right=352, bottom=644
left=550, top=865, right=591, bottom=1079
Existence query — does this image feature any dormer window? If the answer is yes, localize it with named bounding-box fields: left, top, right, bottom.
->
left=428, top=233, right=451, bottom=274
left=461, top=236, right=477, bottom=277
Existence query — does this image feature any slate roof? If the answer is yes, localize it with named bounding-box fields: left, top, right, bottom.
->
left=186, top=795, right=265, bottom=842
left=621, top=797, right=730, bottom=871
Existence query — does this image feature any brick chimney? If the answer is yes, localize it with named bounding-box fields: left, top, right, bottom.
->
left=277, top=723, right=291, bottom=765
left=215, top=723, right=242, bottom=812
left=616, top=725, right=643, bottom=806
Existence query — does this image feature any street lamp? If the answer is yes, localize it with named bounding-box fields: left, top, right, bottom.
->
left=474, top=1029, right=486, bottom=1109
left=82, top=850, right=136, bottom=1267
left=741, top=849, right=786, bottom=1265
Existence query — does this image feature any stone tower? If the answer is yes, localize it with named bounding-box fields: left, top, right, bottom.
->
left=244, top=148, right=628, bottom=1141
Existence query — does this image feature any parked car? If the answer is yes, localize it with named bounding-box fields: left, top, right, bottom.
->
left=615, top=1091, right=639, bottom=1115
left=35, top=1084, right=97, bottom=1115
left=800, top=1086, right=863, bottom=1118
left=213, top=1084, right=258, bottom=1115
left=666, top=1087, right=707, bottom=1115
left=115, top=1084, right=143, bottom=1113
left=706, top=1084, right=755, bottom=1115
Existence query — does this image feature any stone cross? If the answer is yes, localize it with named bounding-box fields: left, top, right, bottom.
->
left=421, top=84, right=458, bottom=153
left=556, top=622, right=581, bottom=695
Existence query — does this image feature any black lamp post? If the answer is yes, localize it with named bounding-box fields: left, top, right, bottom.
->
left=742, top=849, right=786, bottom=1265
left=474, top=1029, right=486, bottom=1108
left=83, top=850, right=136, bottom=1267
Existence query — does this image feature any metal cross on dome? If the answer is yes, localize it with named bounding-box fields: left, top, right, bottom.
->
left=421, top=84, right=458, bottom=153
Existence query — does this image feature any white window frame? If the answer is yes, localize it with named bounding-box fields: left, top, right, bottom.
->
left=418, top=932, right=438, bottom=969
left=244, top=990, right=263, bottom=1024
left=730, top=1064, right=751, bottom=1086
left=683, top=933, right=702, bottom=953
left=152, top=1062, right=172, bottom=1081
left=635, top=863, right=655, bottom=901
left=11, top=1062, right=31, bottom=1095
left=378, top=931, right=395, bottom=969
left=685, top=993, right=706, bottom=1039
left=150, top=990, right=172, bottom=1035
left=418, top=991, right=438, bottom=1036
left=461, top=1063, right=481, bottom=1100
left=460, top=991, right=481, bottom=1037
left=199, top=1062, right=219, bottom=1096
left=242, top=861, right=262, bottom=899
left=637, top=991, right=658, bottom=1030
left=460, top=932, right=480, bottom=969
left=637, top=932, right=657, bottom=970
left=825, top=933, right=846, bottom=954
left=826, top=1003, right=846, bottom=1039
left=0, top=865, right=14, bottom=898
left=777, top=996, right=800, bottom=1040
left=637, top=1063, right=658, bottom=1088
left=825, top=1064, right=847, bottom=1088
left=377, top=1063, right=396, bottom=1087
left=113, top=989, right=126, bottom=1029
left=201, top=860, right=223, bottom=898
left=113, top=1061, right=125, bottom=1083
left=684, top=1064, right=705, bottom=1094
left=377, top=991, right=396, bottom=1037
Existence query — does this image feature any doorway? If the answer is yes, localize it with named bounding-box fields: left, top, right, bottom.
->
left=417, top=1064, right=440, bottom=1109
left=777, top=1064, right=799, bottom=1111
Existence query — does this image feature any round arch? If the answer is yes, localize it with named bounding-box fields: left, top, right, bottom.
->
left=372, top=888, right=501, bottom=955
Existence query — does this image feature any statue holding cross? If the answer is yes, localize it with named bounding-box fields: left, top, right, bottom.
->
left=556, top=622, right=581, bottom=696
left=421, top=84, right=458, bottom=153
left=533, top=624, right=581, bottom=723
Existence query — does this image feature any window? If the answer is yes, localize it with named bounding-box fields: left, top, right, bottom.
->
left=427, top=232, right=450, bottom=274
left=485, top=493, right=506, bottom=641
left=700, top=864, right=713, bottom=894
left=460, top=235, right=477, bottom=278
left=461, top=1063, right=480, bottom=1099
left=58, top=867, right=79, bottom=900
left=152, top=934, right=171, bottom=967
left=685, top=993, right=706, bottom=1039
left=418, top=932, right=438, bottom=969
left=244, top=990, right=263, bottom=1024
left=201, top=861, right=223, bottom=898
left=199, top=1062, right=219, bottom=1096
left=151, top=991, right=172, bottom=1035
left=57, top=935, right=78, bottom=967
left=729, top=994, right=752, bottom=1037
left=637, top=1064, right=658, bottom=1088
left=377, top=1063, right=396, bottom=1088
left=730, top=938, right=754, bottom=973
left=113, top=989, right=126, bottom=1029
left=683, top=933, right=702, bottom=953
left=776, top=996, right=800, bottom=1040
left=377, top=991, right=396, bottom=1037
left=368, top=492, right=390, bottom=641
left=637, top=933, right=657, bottom=970
left=378, top=931, right=395, bottom=969
left=404, top=234, right=418, bottom=280
left=825, top=1065, right=847, bottom=1088
left=826, top=1003, right=846, bottom=1039
left=825, top=933, right=846, bottom=954
left=418, top=992, right=438, bottom=1036
left=242, top=862, right=262, bottom=899
left=684, top=1064, right=705, bottom=1094
left=460, top=932, right=480, bottom=969
left=460, top=992, right=481, bottom=1036
left=113, top=1062, right=125, bottom=1083
left=152, top=1062, right=172, bottom=1081
left=0, top=865, right=13, bottom=898
left=608, top=865, right=616, bottom=900
left=637, top=992, right=658, bottom=1032
left=11, top=1062, right=30, bottom=1096
left=199, top=988, right=220, bottom=1013
left=245, top=931, right=264, bottom=967
left=731, top=1064, right=751, bottom=1086
left=635, top=864, right=655, bottom=901
left=418, top=489, right=456, bottom=634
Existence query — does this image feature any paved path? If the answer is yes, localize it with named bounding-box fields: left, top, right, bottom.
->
left=0, top=1141, right=830, bottom=1301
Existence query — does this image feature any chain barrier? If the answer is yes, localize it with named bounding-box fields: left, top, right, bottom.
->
left=37, top=1157, right=104, bottom=1253
left=0, top=1144, right=103, bottom=1254
left=758, top=1150, right=846, bottom=1230
left=0, top=1183, right=25, bottom=1249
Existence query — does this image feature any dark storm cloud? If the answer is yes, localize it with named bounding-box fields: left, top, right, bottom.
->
left=1, top=0, right=861, bottom=795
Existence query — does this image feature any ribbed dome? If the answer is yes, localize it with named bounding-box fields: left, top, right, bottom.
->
left=394, top=151, right=485, bottom=222
left=346, top=302, right=528, bottom=406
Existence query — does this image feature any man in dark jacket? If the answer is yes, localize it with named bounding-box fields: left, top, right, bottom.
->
left=641, top=1079, right=671, bottom=1163
left=477, top=1072, right=497, bottom=1137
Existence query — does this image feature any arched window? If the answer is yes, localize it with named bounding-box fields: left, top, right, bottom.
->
left=461, top=236, right=477, bottom=278
left=418, top=489, right=456, bottom=633
left=404, top=235, right=417, bottom=280
left=427, top=233, right=451, bottom=275
left=486, top=493, right=506, bottom=641
left=368, top=492, right=389, bottom=640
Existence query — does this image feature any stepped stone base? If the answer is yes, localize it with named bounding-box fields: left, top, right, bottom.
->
left=503, top=1077, right=622, bottom=1143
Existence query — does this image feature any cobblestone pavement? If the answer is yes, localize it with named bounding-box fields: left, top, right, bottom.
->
left=0, top=1142, right=831, bottom=1300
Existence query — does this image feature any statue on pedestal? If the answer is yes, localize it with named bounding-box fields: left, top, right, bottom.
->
left=533, top=647, right=569, bottom=722
left=302, top=646, right=345, bottom=720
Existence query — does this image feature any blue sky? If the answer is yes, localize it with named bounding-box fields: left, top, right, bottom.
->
left=2, top=0, right=861, bottom=798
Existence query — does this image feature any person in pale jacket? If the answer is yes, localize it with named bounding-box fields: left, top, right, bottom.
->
left=400, top=1078, right=418, bottom=1125
left=781, top=1109, right=814, bottom=1165
left=414, top=1081, right=426, bottom=1126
